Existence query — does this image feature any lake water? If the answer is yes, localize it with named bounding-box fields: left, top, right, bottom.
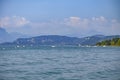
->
left=0, top=46, right=120, bottom=80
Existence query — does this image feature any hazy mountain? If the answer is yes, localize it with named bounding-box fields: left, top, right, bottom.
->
left=0, top=27, right=120, bottom=45
left=0, top=27, right=11, bottom=43
left=1, top=35, right=120, bottom=46
left=0, top=27, right=8, bottom=35
left=0, top=27, right=29, bottom=43
left=80, top=35, right=120, bottom=45
left=13, top=35, right=81, bottom=45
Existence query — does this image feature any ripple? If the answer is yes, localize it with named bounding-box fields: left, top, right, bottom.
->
left=0, top=47, right=120, bottom=80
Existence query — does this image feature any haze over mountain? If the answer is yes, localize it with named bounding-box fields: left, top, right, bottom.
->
left=0, top=27, right=28, bottom=43
left=0, top=0, right=120, bottom=44
left=0, top=0, right=120, bottom=38
left=1, top=26, right=120, bottom=45
left=1, top=35, right=120, bottom=46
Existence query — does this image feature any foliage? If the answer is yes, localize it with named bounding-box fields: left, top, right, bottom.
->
left=96, top=38, right=120, bottom=46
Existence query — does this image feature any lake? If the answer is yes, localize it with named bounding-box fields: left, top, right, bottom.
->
left=0, top=46, right=120, bottom=80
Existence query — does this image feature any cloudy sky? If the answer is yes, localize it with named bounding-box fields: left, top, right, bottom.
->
left=0, top=0, right=120, bottom=37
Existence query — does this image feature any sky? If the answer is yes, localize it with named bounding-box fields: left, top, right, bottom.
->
left=0, top=0, right=120, bottom=37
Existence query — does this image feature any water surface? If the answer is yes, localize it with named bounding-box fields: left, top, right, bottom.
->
left=0, top=46, right=120, bottom=80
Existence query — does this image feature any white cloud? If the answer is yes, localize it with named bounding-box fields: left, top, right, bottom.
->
left=64, top=16, right=107, bottom=27
left=64, top=16, right=81, bottom=26
left=0, top=16, right=30, bottom=27
left=63, top=16, right=120, bottom=35
left=28, top=16, right=120, bottom=36
left=0, top=17, right=10, bottom=27
left=0, top=16, right=119, bottom=36
left=92, top=16, right=107, bottom=22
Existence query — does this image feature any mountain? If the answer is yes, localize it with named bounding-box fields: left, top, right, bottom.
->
left=96, top=38, right=120, bottom=46
left=0, top=27, right=8, bottom=35
left=0, top=27, right=11, bottom=43
left=0, top=27, right=29, bottom=43
left=1, top=35, right=120, bottom=46
left=80, top=35, right=120, bottom=45
left=12, top=35, right=81, bottom=45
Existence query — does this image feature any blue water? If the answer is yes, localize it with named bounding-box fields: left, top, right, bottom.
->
left=0, top=46, right=120, bottom=80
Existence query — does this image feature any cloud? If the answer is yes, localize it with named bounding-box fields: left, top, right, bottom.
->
left=63, top=16, right=120, bottom=36
left=92, top=16, right=107, bottom=22
left=64, top=16, right=107, bottom=27
left=0, top=16, right=119, bottom=36
left=64, top=17, right=81, bottom=26
left=0, top=16, right=30, bottom=27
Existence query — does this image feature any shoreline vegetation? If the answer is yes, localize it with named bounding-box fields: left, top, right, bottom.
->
left=96, top=38, right=120, bottom=46
left=0, top=35, right=120, bottom=49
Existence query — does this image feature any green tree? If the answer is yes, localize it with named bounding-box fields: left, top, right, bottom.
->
left=96, top=38, right=120, bottom=46
left=116, top=39, right=120, bottom=46
left=111, top=41, right=115, bottom=46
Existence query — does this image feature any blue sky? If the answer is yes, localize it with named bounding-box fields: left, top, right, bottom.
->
left=0, top=0, right=120, bottom=37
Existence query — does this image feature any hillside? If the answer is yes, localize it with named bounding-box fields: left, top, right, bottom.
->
left=96, top=38, right=120, bottom=46
left=1, top=35, right=120, bottom=46
left=12, top=35, right=81, bottom=45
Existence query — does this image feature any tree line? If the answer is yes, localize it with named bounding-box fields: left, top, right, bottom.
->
left=96, top=38, right=120, bottom=46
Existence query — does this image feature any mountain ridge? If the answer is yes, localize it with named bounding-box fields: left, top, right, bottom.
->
left=0, top=27, right=29, bottom=43
left=1, top=35, right=120, bottom=46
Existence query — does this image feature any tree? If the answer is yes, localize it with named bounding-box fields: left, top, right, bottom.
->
left=96, top=38, right=120, bottom=46
left=116, top=39, right=120, bottom=46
